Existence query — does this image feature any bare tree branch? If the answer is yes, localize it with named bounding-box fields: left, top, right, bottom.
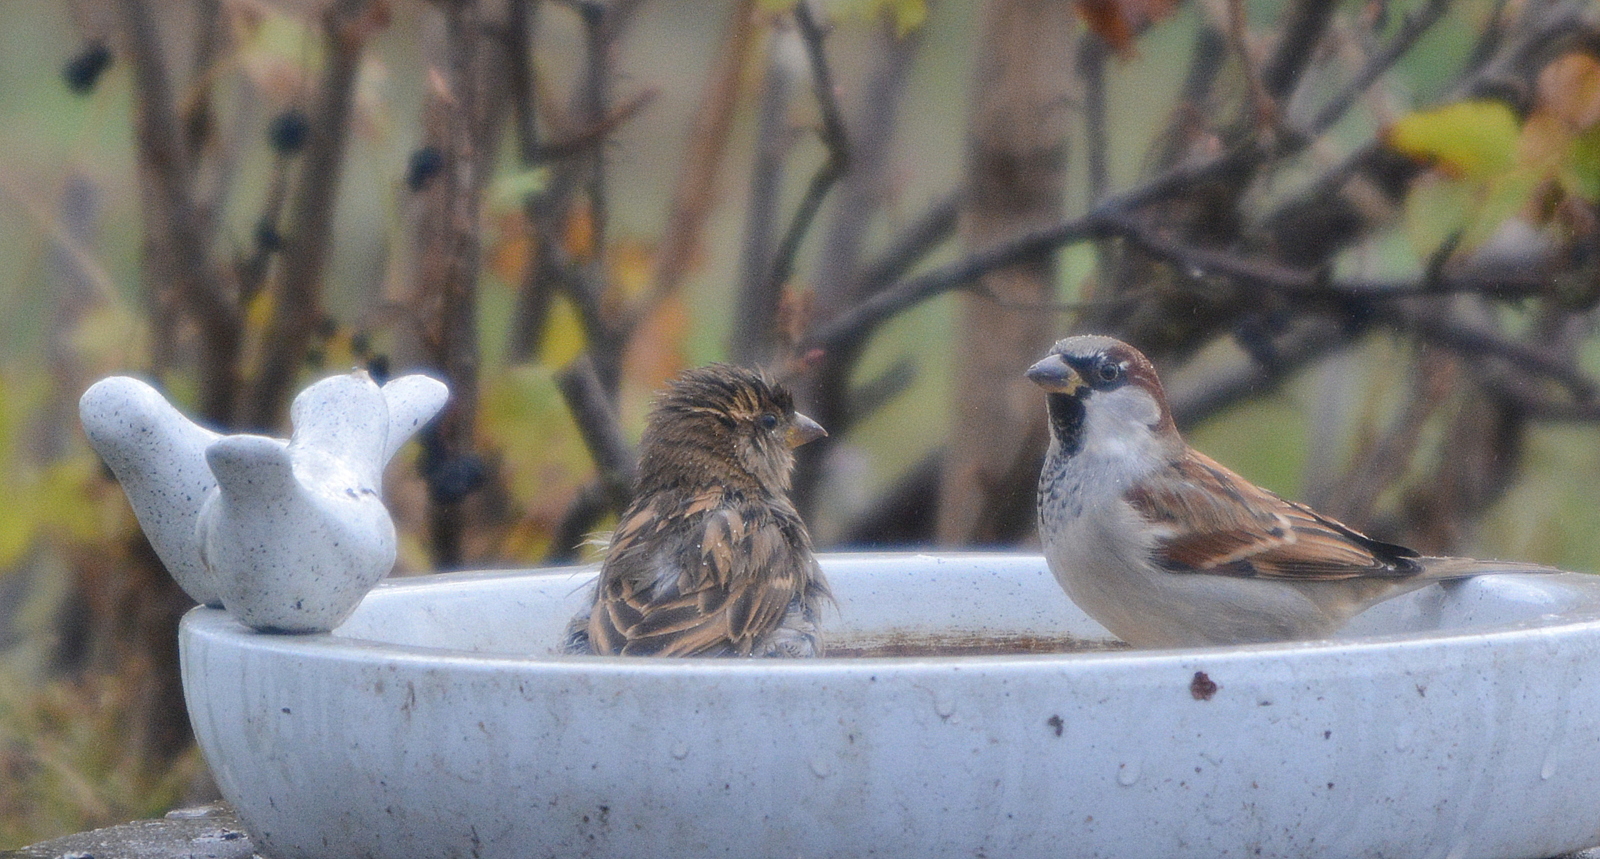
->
left=1224, top=0, right=1276, bottom=128
left=730, top=23, right=803, bottom=364
left=853, top=191, right=961, bottom=297
left=734, top=2, right=853, bottom=364
left=1392, top=307, right=1599, bottom=402
left=245, top=0, right=373, bottom=429
left=622, top=0, right=757, bottom=340
left=1078, top=34, right=1110, bottom=204
left=116, top=0, right=241, bottom=423
left=1258, top=0, right=1338, bottom=104
left=1166, top=318, right=1352, bottom=428
left=1302, top=0, right=1452, bottom=137
left=803, top=215, right=1104, bottom=358
left=556, top=353, right=637, bottom=513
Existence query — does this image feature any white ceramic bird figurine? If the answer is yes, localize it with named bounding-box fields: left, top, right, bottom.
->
left=80, top=370, right=448, bottom=632
left=79, top=377, right=226, bottom=605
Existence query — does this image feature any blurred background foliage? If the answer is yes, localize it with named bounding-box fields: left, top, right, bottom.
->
left=2, top=0, right=1600, bottom=846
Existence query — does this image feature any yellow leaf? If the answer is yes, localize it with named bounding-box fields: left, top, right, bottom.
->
left=540, top=297, right=587, bottom=368
left=885, top=0, right=928, bottom=36
left=1387, top=100, right=1520, bottom=179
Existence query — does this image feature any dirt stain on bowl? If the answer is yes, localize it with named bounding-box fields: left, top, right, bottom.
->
left=827, top=632, right=1128, bottom=658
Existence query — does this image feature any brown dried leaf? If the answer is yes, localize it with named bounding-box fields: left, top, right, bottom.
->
left=1537, top=52, right=1600, bottom=132
left=1075, top=0, right=1184, bottom=55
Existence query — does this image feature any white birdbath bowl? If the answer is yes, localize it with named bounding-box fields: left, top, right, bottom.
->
left=179, top=553, right=1600, bottom=859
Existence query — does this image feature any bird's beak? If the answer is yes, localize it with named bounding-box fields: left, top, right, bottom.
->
left=787, top=412, right=827, bottom=448
left=1026, top=354, right=1088, bottom=396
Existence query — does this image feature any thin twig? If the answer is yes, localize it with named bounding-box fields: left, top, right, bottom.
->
left=116, top=0, right=241, bottom=423
left=733, top=1, right=854, bottom=363
left=764, top=0, right=851, bottom=299
left=813, top=16, right=923, bottom=314
left=1078, top=34, right=1110, bottom=205
left=502, top=0, right=553, bottom=363
left=235, top=152, right=293, bottom=302
left=792, top=15, right=923, bottom=514
left=245, top=0, right=372, bottom=429
left=530, top=91, right=658, bottom=162
left=548, top=482, right=609, bottom=563
left=1303, top=0, right=1452, bottom=137
left=556, top=354, right=638, bottom=512
left=730, top=23, right=801, bottom=364
left=506, top=0, right=539, bottom=162
left=1490, top=385, right=1600, bottom=422
left=802, top=215, right=1105, bottom=357
left=568, top=0, right=629, bottom=393
left=1149, top=23, right=1228, bottom=172
left=414, top=0, right=502, bottom=569
left=844, top=357, right=918, bottom=423
left=577, top=1, right=609, bottom=259
left=1225, top=0, right=1277, bottom=128
left=1393, top=308, right=1599, bottom=401
left=622, top=0, right=757, bottom=340
left=1258, top=0, right=1338, bottom=103
left=1462, top=0, right=1513, bottom=78
left=852, top=191, right=961, bottom=296
left=1165, top=319, right=1351, bottom=428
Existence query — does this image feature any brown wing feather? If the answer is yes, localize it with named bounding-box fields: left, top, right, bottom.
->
left=1129, top=451, right=1419, bottom=582
left=586, top=488, right=816, bottom=656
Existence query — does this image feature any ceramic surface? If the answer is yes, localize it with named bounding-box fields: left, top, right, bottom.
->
left=81, top=371, right=447, bottom=631
left=181, top=553, right=1600, bottom=859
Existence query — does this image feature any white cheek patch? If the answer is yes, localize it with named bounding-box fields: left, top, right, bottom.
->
left=1080, top=385, right=1165, bottom=473
left=1087, top=386, right=1160, bottom=439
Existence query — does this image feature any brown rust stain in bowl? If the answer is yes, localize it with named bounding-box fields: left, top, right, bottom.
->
left=827, top=631, right=1127, bottom=658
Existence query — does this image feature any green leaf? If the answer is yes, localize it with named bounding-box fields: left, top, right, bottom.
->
left=488, top=167, right=550, bottom=209
left=1566, top=125, right=1600, bottom=201
left=1388, top=100, right=1521, bottom=179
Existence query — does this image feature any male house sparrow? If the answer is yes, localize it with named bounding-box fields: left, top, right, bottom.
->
left=568, top=364, right=831, bottom=657
left=1028, top=334, right=1557, bottom=648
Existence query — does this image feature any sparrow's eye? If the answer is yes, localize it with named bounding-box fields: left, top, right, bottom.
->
left=1095, top=359, right=1124, bottom=385
left=758, top=413, right=780, bottom=431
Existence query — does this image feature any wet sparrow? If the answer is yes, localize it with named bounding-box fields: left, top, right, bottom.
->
left=1028, top=334, right=1557, bottom=648
left=568, top=364, right=831, bottom=657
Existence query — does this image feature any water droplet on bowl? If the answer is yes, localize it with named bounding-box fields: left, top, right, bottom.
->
left=1117, top=760, right=1142, bottom=786
left=1541, top=754, right=1559, bottom=781
left=810, top=757, right=833, bottom=778
left=933, top=693, right=956, bottom=719
left=670, top=742, right=689, bottom=760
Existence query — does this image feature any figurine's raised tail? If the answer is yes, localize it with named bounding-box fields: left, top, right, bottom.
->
left=79, top=377, right=222, bottom=606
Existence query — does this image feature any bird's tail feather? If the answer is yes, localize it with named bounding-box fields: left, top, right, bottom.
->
left=1417, top=557, right=1566, bottom=581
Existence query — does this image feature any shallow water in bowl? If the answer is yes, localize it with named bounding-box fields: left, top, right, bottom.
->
left=828, top=633, right=1129, bottom=657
